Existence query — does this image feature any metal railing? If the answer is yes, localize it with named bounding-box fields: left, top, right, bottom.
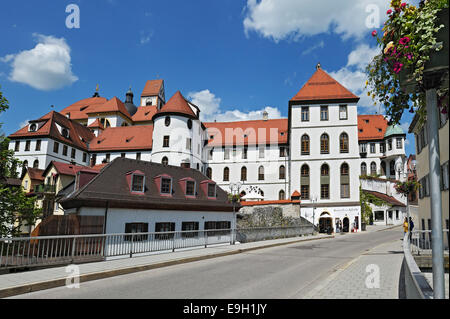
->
left=0, top=229, right=232, bottom=270
left=34, top=184, right=56, bottom=193
left=410, top=229, right=449, bottom=255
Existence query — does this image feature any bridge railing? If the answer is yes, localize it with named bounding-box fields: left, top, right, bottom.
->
left=410, top=229, right=449, bottom=255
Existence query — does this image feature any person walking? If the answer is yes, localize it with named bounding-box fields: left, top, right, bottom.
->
left=403, top=217, right=409, bottom=237
left=409, top=217, right=415, bottom=241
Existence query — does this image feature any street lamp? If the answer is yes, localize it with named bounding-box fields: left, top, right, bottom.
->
left=311, top=195, right=318, bottom=232
left=229, top=182, right=242, bottom=245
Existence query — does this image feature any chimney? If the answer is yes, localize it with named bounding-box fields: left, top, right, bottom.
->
left=181, top=159, right=191, bottom=169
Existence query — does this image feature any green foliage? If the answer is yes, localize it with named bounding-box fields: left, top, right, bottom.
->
left=394, top=180, right=420, bottom=195
left=0, top=85, right=40, bottom=237
left=360, top=187, right=391, bottom=224
left=0, top=186, right=41, bottom=237
left=366, top=0, right=449, bottom=125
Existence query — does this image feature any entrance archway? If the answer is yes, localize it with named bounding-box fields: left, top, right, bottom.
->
left=343, top=217, right=350, bottom=233
left=319, top=212, right=333, bottom=234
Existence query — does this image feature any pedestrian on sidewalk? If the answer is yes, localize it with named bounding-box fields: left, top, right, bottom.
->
left=403, top=217, right=409, bottom=237
left=408, top=217, right=414, bottom=241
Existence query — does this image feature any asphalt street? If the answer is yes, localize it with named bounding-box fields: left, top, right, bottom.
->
left=11, top=227, right=403, bottom=299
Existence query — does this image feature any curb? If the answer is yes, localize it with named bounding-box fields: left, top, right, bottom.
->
left=0, top=234, right=334, bottom=298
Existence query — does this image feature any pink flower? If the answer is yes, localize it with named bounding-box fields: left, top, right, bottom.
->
left=372, top=30, right=377, bottom=37
left=387, top=9, right=392, bottom=14
left=399, top=37, right=410, bottom=45
left=405, top=53, right=413, bottom=60
left=401, top=3, right=407, bottom=8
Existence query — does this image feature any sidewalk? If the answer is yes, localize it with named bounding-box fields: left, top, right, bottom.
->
left=0, top=233, right=333, bottom=298
left=303, top=238, right=404, bottom=299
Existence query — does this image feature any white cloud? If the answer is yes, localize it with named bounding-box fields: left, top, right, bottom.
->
left=301, top=40, right=324, bottom=55
left=328, top=44, right=381, bottom=113
left=188, top=89, right=282, bottom=122
left=140, top=30, right=154, bottom=45
left=243, top=0, right=389, bottom=42
left=1, top=34, right=78, bottom=91
left=18, top=119, right=30, bottom=129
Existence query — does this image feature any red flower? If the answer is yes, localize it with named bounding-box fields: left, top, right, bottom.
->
left=401, top=3, right=407, bottom=8
left=387, top=9, right=392, bottom=14
left=372, top=30, right=377, bottom=37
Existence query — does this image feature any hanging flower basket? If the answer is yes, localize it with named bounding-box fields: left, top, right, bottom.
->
left=366, top=0, right=449, bottom=125
left=398, top=7, right=449, bottom=93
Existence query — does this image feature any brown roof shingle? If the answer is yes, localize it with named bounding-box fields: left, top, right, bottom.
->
left=141, top=80, right=164, bottom=97
left=358, top=115, right=388, bottom=141
left=89, top=125, right=154, bottom=151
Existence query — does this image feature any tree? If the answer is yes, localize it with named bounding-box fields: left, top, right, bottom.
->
left=0, top=86, right=41, bottom=237
left=360, top=187, right=391, bottom=225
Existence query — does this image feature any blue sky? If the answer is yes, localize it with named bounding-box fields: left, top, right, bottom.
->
left=0, top=0, right=416, bottom=156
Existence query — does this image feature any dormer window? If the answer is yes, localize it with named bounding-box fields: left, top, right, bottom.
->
left=186, top=180, right=196, bottom=196
left=131, top=174, right=145, bottom=193
left=146, top=98, right=153, bottom=106
left=29, top=123, right=37, bottom=132
left=161, top=177, right=172, bottom=194
left=207, top=183, right=216, bottom=198
left=61, top=128, right=69, bottom=138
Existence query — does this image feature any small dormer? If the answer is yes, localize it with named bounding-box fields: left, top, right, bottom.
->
left=28, top=120, right=45, bottom=132
left=154, top=174, right=173, bottom=197
left=126, top=170, right=146, bottom=195
left=179, top=177, right=196, bottom=198
left=200, top=180, right=217, bottom=199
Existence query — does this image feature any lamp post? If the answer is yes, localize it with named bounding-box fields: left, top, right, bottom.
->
left=229, top=182, right=242, bottom=245
left=311, top=195, right=318, bottom=232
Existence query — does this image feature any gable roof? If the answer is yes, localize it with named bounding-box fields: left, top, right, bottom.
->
left=60, top=97, right=109, bottom=120
left=290, top=68, right=359, bottom=104
left=154, top=91, right=198, bottom=119
left=204, top=119, right=288, bottom=146
left=141, top=80, right=164, bottom=97
left=132, top=105, right=157, bottom=123
left=363, top=190, right=406, bottom=207
left=89, top=125, right=154, bottom=151
left=8, top=111, right=95, bottom=151
left=358, top=115, right=388, bottom=141
left=85, top=97, right=132, bottom=120
left=88, top=118, right=104, bottom=129
left=60, top=157, right=235, bottom=212
left=44, top=161, right=100, bottom=177
left=26, top=168, right=45, bottom=181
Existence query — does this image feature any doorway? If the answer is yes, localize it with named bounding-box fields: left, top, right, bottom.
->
left=319, top=212, right=333, bottom=233
left=343, top=217, right=350, bottom=232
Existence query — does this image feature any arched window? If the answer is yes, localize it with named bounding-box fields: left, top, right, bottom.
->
left=162, top=156, right=168, bottom=166
left=301, top=134, right=310, bottom=155
left=22, top=160, right=28, bottom=169
left=279, top=165, right=285, bottom=179
left=320, top=134, right=329, bottom=154
left=361, top=162, right=367, bottom=176
left=223, top=167, right=229, bottom=181
left=321, top=164, right=329, bottom=176
left=206, top=167, right=212, bottom=179
left=241, top=166, right=247, bottom=181
left=341, top=163, right=350, bottom=198
left=340, top=133, right=349, bottom=153
left=279, top=190, right=286, bottom=200
left=321, top=164, right=330, bottom=199
left=300, top=164, right=310, bottom=200
left=370, top=162, right=377, bottom=176
left=258, top=166, right=265, bottom=181
left=33, top=160, right=39, bottom=169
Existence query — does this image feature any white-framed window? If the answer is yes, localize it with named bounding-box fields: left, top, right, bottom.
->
left=259, top=145, right=265, bottom=158
left=207, top=183, right=216, bottom=197
left=186, top=138, right=192, bottom=150
left=131, top=174, right=145, bottom=193
left=224, top=147, right=230, bottom=160
left=301, top=107, right=309, bottom=122
left=320, top=106, right=328, bottom=121
left=396, top=138, right=403, bottom=149
left=339, top=105, right=348, bottom=120
left=370, top=143, right=376, bottom=153
left=161, top=177, right=172, bottom=194
left=186, top=180, right=196, bottom=196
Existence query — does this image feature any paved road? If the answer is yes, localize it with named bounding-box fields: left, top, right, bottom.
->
left=11, top=227, right=403, bottom=299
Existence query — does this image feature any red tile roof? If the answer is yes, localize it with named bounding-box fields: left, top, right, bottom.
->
left=290, top=68, right=359, bottom=103
left=141, top=80, right=163, bottom=97
left=8, top=111, right=95, bottom=151
left=363, top=190, right=406, bottom=207
left=50, top=161, right=100, bottom=176
left=88, top=118, right=104, bottom=129
left=89, top=125, right=154, bottom=151
left=204, top=119, right=288, bottom=146
left=27, top=168, right=45, bottom=181
left=85, top=97, right=132, bottom=120
left=358, top=115, right=388, bottom=141
left=132, top=105, right=157, bottom=122
left=155, top=91, right=197, bottom=118
left=60, top=97, right=109, bottom=120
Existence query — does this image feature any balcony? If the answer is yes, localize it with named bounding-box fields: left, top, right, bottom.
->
left=35, top=184, right=56, bottom=194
